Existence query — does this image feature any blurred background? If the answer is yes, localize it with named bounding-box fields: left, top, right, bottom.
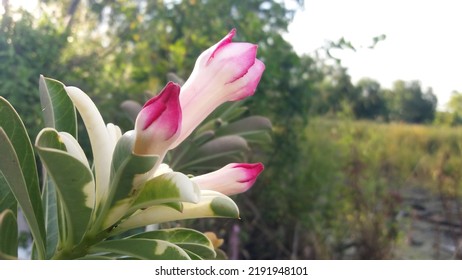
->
left=2, top=0, right=462, bottom=259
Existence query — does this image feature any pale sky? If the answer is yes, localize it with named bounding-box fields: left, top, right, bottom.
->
left=284, top=0, right=462, bottom=110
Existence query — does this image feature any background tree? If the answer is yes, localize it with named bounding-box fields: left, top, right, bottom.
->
left=384, top=80, right=437, bottom=123
left=0, top=7, right=66, bottom=138
left=353, top=78, right=388, bottom=121
left=447, top=91, right=462, bottom=113
left=309, top=63, right=357, bottom=117
left=435, top=91, right=462, bottom=126
left=447, top=91, right=462, bottom=126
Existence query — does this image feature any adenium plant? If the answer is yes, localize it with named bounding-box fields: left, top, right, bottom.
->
left=0, top=29, right=266, bottom=260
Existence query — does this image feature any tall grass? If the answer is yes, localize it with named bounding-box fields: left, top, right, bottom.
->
left=299, top=118, right=462, bottom=259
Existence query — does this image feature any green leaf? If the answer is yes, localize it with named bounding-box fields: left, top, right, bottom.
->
left=36, top=128, right=95, bottom=246
left=35, top=128, right=67, bottom=151
left=0, top=97, right=45, bottom=258
left=103, top=172, right=199, bottom=230
left=130, top=172, right=200, bottom=211
left=39, top=75, right=77, bottom=138
left=177, top=135, right=250, bottom=171
left=214, top=248, right=228, bottom=260
left=109, top=132, right=158, bottom=206
left=210, top=196, right=240, bottom=217
left=162, top=202, right=183, bottom=212
left=77, top=255, right=116, bottom=260
left=113, top=191, right=239, bottom=234
left=36, top=127, right=67, bottom=256
left=0, top=130, right=46, bottom=259
left=215, top=116, right=273, bottom=144
left=0, top=209, right=18, bottom=258
left=206, top=101, right=248, bottom=123
left=128, top=228, right=216, bottom=259
left=89, top=239, right=191, bottom=260
left=182, top=249, right=202, bottom=260
left=120, top=100, right=142, bottom=124
left=193, top=101, right=247, bottom=137
left=192, top=130, right=216, bottom=146
left=0, top=172, right=16, bottom=214
left=99, top=132, right=158, bottom=229
left=41, top=174, right=60, bottom=259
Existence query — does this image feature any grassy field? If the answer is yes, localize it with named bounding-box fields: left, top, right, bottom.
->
left=299, top=118, right=462, bottom=259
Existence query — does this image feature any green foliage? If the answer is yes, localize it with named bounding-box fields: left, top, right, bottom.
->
left=0, top=97, right=46, bottom=259
left=128, top=228, right=216, bottom=259
left=35, top=128, right=95, bottom=246
left=290, top=118, right=462, bottom=259
left=89, top=239, right=191, bottom=260
left=436, top=91, right=462, bottom=126
left=168, top=101, right=272, bottom=173
left=309, top=61, right=438, bottom=124
left=77, top=217, right=214, bottom=260
left=0, top=10, right=67, bottom=138
left=353, top=78, right=388, bottom=120
left=385, top=80, right=437, bottom=123
left=448, top=91, right=462, bottom=113
left=310, top=64, right=358, bottom=117
left=39, top=76, right=78, bottom=137
left=0, top=209, right=18, bottom=258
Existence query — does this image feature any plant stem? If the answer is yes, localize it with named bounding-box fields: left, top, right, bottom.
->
left=51, top=229, right=111, bottom=260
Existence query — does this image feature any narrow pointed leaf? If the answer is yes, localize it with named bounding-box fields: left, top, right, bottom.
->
left=0, top=97, right=45, bottom=258
left=192, top=130, right=216, bottom=146
left=39, top=76, right=77, bottom=137
left=215, top=116, right=272, bottom=144
left=36, top=129, right=95, bottom=245
left=205, top=100, right=247, bottom=123
left=196, top=136, right=249, bottom=159
left=216, top=116, right=272, bottom=135
left=193, top=101, right=247, bottom=137
left=0, top=128, right=46, bottom=259
left=0, top=209, right=18, bottom=258
left=128, top=228, right=215, bottom=259
left=120, top=101, right=142, bottom=123
left=65, top=86, right=112, bottom=205
left=89, top=239, right=190, bottom=260
left=176, top=135, right=249, bottom=171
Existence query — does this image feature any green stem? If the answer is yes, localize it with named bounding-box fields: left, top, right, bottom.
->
left=52, top=229, right=111, bottom=260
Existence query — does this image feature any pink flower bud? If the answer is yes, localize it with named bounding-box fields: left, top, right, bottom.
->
left=191, top=162, right=264, bottom=196
left=134, top=82, right=182, bottom=156
left=170, top=29, right=265, bottom=148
